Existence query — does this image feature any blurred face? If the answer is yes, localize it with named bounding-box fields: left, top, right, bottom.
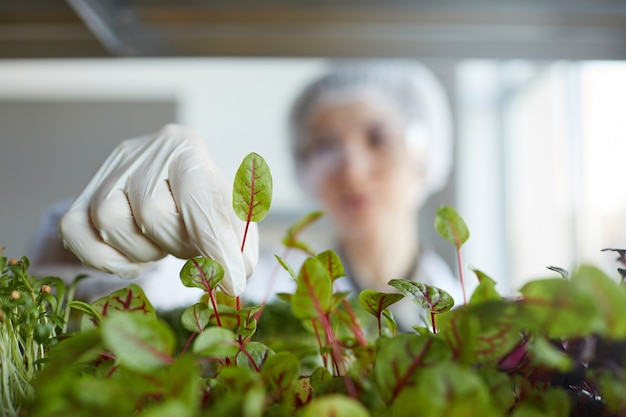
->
left=298, top=91, right=423, bottom=238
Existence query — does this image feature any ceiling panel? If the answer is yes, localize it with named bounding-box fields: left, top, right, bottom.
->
left=1, top=0, right=625, bottom=59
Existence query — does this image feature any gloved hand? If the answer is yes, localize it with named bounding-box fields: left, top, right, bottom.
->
left=59, top=124, right=259, bottom=296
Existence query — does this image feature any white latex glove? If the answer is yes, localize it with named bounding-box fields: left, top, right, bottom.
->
left=59, top=124, right=259, bottom=296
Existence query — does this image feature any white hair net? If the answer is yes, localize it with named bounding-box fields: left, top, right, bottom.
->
left=289, top=59, right=453, bottom=199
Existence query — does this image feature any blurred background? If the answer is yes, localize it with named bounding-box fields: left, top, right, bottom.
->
left=1, top=0, right=625, bottom=295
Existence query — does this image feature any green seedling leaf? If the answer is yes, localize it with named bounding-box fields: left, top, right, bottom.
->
left=434, top=205, right=469, bottom=250
left=391, top=363, right=501, bottom=417
left=359, top=290, right=405, bottom=318
left=438, top=300, right=522, bottom=365
left=237, top=341, right=273, bottom=370
left=309, top=366, right=332, bottom=388
left=570, top=264, right=626, bottom=338
left=300, top=394, right=370, bottom=417
left=275, top=254, right=297, bottom=280
left=519, top=277, right=601, bottom=339
left=236, top=314, right=257, bottom=339
left=140, top=400, right=193, bottom=417
left=80, top=284, right=155, bottom=331
left=526, top=337, right=573, bottom=372
left=216, top=366, right=263, bottom=394
left=382, top=309, right=399, bottom=335
left=512, top=387, right=571, bottom=417
left=193, top=326, right=238, bottom=357
left=331, top=291, right=351, bottom=310
left=261, top=352, right=299, bottom=393
left=38, top=276, right=66, bottom=315
left=374, top=334, right=451, bottom=404
left=282, top=210, right=325, bottom=256
left=388, top=279, right=454, bottom=313
left=276, top=292, right=292, bottom=303
left=294, top=377, right=314, bottom=407
left=315, top=250, right=345, bottom=281
left=233, top=152, right=273, bottom=223
left=469, top=267, right=501, bottom=303
left=162, top=355, right=202, bottom=409
left=181, top=302, right=211, bottom=333
left=477, top=367, right=517, bottom=411
left=102, top=312, right=175, bottom=372
left=597, top=371, right=626, bottom=413
left=359, top=289, right=404, bottom=335
left=69, top=300, right=104, bottom=326
left=180, top=257, right=224, bottom=291
left=291, top=257, right=332, bottom=320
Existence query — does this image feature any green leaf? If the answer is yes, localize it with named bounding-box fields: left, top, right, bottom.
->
left=519, top=277, right=601, bottom=338
left=282, top=210, right=325, bottom=256
left=180, top=257, right=224, bottom=291
left=275, top=254, right=297, bottom=280
left=511, top=387, right=571, bottom=417
left=434, top=205, right=469, bottom=250
left=388, top=279, right=454, bottom=313
left=382, top=309, right=399, bottom=336
left=570, top=264, right=626, bottom=338
left=469, top=267, right=501, bottom=303
left=233, top=152, right=273, bottom=223
left=597, top=371, right=626, bottom=413
left=235, top=305, right=263, bottom=338
left=38, top=276, right=66, bottom=315
left=181, top=302, right=211, bottom=333
left=237, top=341, right=273, bottom=370
left=141, top=400, right=194, bottom=417
left=102, top=312, right=175, bottom=372
left=261, top=352, right=299, bottom=393
left=192, top=326, right=238, bottom=357
left=477, top=367, right=517, bottom=412
left=162, top=355, right=202, bottom=409
left=217, top=366, right=262, bottom=392
left=438, top=300, right=522, bottom=365
left=374, top=334, right=451, bottom=404
left=69, top=300, right=104, bottom=327
left=309, top=366, right=332, bottom=388
left=291, top=257, right=332, bottom=320
left=359, top=289, right=405, bottom=327
left=526, top=337, right=573, bottom=372
left=300, top=394, right=370, bottom=417
left=315, top=250, right=345, bottom=281
left=79, top=284, right=155, bottom=331
left=236, top=315, right=257, bottom=339
left=391, top=363, right=503, bottom=417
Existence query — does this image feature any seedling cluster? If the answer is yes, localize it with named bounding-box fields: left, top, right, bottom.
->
left=2, top=153, right=625, bottom=417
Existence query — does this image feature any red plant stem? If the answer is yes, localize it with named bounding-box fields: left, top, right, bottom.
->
left=179, top=332, right=197, bottom=357
left=311, top=318, right=328, bottom=369
left=208, top=289, right=222, bottom=327
left=431, top=311, right=437, bottom=334
left=390, top=337, right=434, bottom=401
left=341, top=299, right=367, bottom=346
left=320, top=313, right=346, bottom=377
left=456, top=248, right=467, bottom=305
left=342, top=375, right=358, bottom=399
left=236, top=296, right=243, bottom=345
left=240, top=220, right=251, bottom=253
left=238, top=346, right=262, bottom=372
